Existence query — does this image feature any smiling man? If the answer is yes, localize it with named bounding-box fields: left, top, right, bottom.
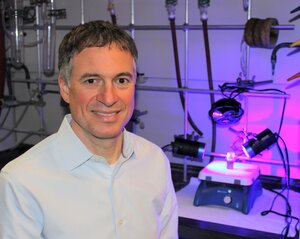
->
left=0, top=20, right=178, bottom=239
left=59, top=44, right=136, bottom=163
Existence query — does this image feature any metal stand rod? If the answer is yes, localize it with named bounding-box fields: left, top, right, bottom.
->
left=130, top=0, right=135, bottom=38
left=0, top=127, right=47, bottom=136
left=24, top=24, right=295, bottom=31
left=243, top=0, right=252, bottom=144
left=10, top=79, right=290, bottom=99
left=80, top=0, right=85, bottom=24
left=205, top=151, right=300, bottom=167
left=35, top=4, right=45, bottom=140
left=183, top=0, right=189, bottom=183
left=136, top=85, right=290, bottom=99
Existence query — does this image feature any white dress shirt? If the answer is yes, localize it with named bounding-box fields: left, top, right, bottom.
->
left=0, top=115, right=178, bottom=239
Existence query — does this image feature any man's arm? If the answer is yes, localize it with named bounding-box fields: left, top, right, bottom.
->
left=160, top=159, right=179, bottom=239
left=0, top=171, right=44, bottom=239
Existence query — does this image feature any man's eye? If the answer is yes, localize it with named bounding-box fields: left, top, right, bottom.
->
left=116, top=78, right=129, bottom=84
left=85, top=79, right=96, bottom=84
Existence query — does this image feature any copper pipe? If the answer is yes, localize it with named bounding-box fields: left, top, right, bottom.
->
left=287, top=72, right=300, bottom=81
left=290, top=38, right=300, bottom=47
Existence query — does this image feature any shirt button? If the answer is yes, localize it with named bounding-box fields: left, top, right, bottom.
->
left=118, top=219, right=123, bottom=225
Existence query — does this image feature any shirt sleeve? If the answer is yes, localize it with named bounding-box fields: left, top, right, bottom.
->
left=0, top=171, right=44, bottom=239
left=160, top=158, right=179, bottom=239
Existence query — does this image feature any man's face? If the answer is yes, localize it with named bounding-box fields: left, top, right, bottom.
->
left=59, top=44, right=136, bottom=142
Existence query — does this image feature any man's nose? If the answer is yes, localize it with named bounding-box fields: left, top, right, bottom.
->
left=96, top=83, right=117, bottom=106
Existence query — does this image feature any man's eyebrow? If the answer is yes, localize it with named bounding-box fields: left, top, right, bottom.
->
left=79, top=72, right=134, bottom=80
left=80, top=73, right=101, bottom=80
left=115, top=72, right=133, bottom=78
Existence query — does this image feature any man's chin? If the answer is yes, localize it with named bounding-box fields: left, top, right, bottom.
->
left=92, top=130, right=123, bottom=140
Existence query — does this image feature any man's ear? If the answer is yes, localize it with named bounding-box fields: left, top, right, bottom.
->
left=58, top=74, right=70, bottom=104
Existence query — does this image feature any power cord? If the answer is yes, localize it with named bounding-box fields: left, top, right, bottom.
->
left=260, top=135, right=299, bottom=239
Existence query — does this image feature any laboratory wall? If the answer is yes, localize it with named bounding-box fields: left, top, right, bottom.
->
left=0, top=0, right=299, bottom=179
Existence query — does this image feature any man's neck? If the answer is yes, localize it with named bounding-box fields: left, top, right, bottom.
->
left=91, top=136, right=123, bottom=164
left=71, top=123, right=123, bottom=165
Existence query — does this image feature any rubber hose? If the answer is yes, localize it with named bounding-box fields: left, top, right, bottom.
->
left=244, top=18, right=259, bottom=46
left=202, top=19, right=216, bottom=162
left=244, top=18, right=279, bottom=49
left=169, top=18, right=203, bottom=137
left=107, top=2, right=117, bottom=25
left=271, top=42, right=300, bottom=76
left=0, top=11, right=6, bottom=116
left=110, top=14, right=117, bottom=25
left=5, top=63, right=13, bottom=96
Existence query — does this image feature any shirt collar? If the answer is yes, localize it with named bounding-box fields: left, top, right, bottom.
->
left=122, top=128, right=134, bottom=160
left=56, top=114, right=93, bottom=171
left=56, top=114, right=135, bottom=171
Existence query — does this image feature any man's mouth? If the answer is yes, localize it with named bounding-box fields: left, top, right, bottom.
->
left=95, top=112, right=117, bottom=116
left=92, top=110, right=119, bottom=117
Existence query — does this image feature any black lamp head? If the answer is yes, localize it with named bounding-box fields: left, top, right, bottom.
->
left=171, top=137, right=206, bottom=160
left=242, top=128, right=278, bottom=158
left=209, top=98, right=244, bottom=125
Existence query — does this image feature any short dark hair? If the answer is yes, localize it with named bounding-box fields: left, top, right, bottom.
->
left=58, top=20, right=138, bottom=81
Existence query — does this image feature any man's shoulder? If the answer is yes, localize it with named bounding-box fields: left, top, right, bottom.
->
left=126, top=131, right=162, bottom=150
left=1, top=133, right=58, bottom=175
left=125, top=131, right=167, bottom=162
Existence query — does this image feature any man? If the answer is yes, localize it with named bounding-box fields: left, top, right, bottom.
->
left=0, top=20, right=178, bottom=239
